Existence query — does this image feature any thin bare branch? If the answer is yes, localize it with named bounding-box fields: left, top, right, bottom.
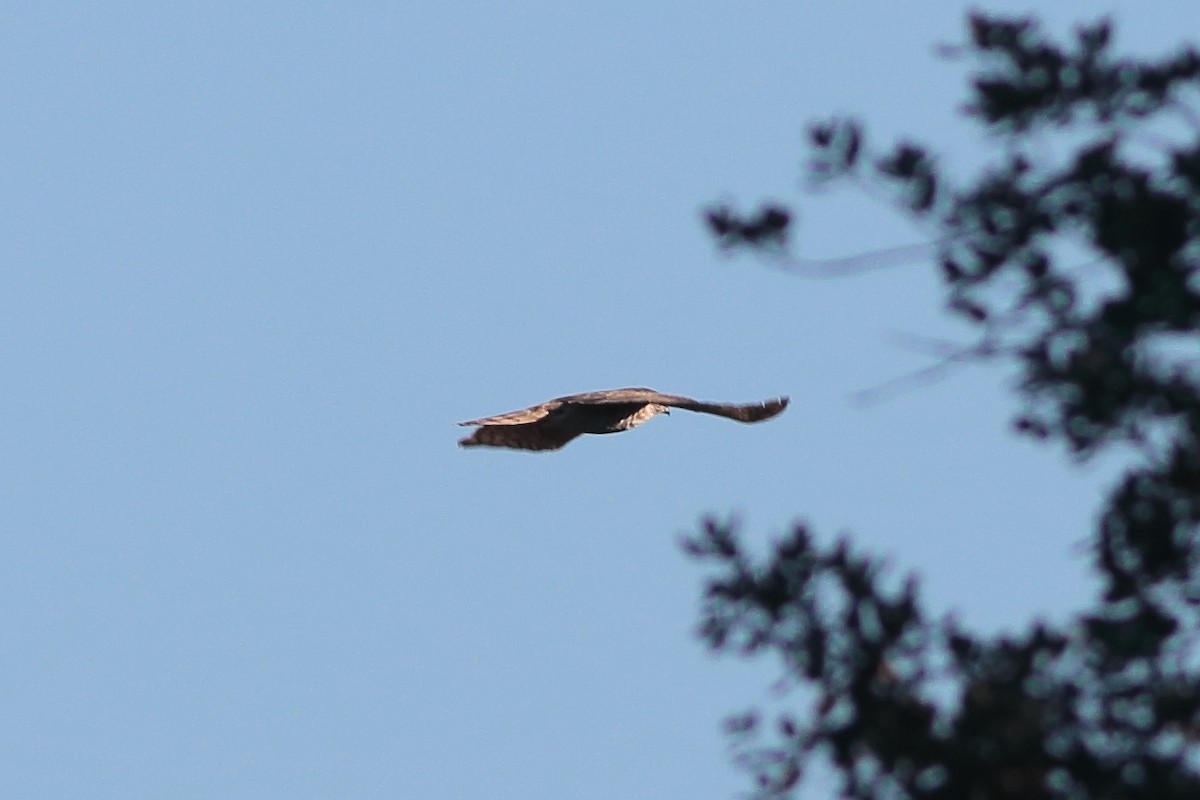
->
left=756, top=241, right=936, bottom=278
left=850, top=336, right=1001, bottom=405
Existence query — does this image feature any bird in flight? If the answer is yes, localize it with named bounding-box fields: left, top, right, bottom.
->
left=457, top=387, right=789, bottom=451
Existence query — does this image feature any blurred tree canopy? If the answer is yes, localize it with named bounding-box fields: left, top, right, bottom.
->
left=693, top=13, right=1200, bottom=799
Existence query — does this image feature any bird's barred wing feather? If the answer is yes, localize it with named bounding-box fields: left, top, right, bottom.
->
left=457, top=399, right=564, bottom=427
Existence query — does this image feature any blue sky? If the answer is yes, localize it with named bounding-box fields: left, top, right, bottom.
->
left=3, top=3, right=1196, bottom=798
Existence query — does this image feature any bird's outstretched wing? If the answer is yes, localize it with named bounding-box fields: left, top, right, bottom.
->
left=558, top=387, right=790, bottom=423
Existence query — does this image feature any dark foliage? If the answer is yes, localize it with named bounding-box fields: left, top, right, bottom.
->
left=693, top=14, right=1200, bottom=799
left=706, top=203, right=793, bottom=250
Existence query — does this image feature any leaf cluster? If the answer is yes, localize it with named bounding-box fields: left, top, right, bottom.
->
left=694, top=14, right=1200, bottom=799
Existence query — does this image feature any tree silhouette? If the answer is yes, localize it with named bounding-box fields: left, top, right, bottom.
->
left=691, top=13, right=1200, bottom=800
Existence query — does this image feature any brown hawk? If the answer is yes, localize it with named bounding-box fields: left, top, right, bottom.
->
left=457, top=387, right=789, bottom=451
